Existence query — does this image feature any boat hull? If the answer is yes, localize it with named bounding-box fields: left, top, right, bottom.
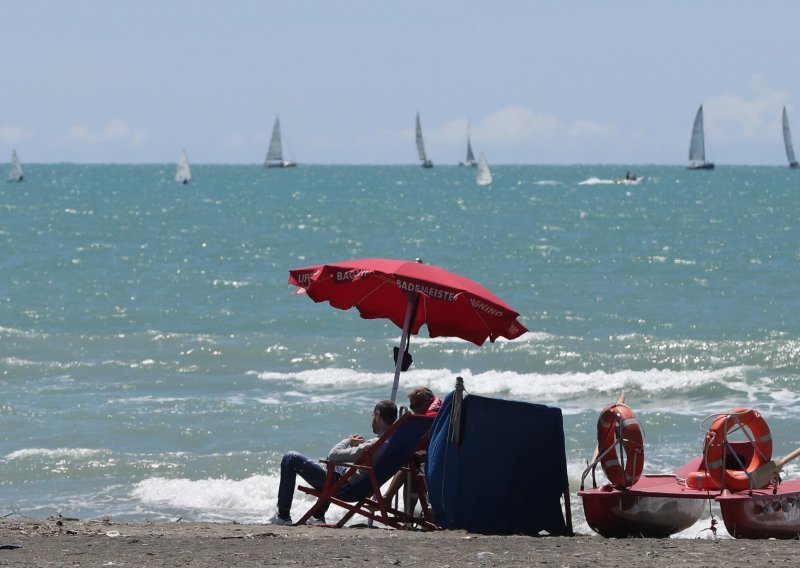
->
left=687, top=162, right=715, bottom=170
left=264, top=161, right=297, bottom=168
left=420, top=160, right=433, bottom=168
left=579, top=480, right=708, bottom=538
left=716, top=481, right=800, bottom=539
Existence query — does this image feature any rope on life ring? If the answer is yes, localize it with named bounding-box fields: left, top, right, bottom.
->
left=596, top=403, right=645, bottom=489
left=702, top=408, right=772, bottom=492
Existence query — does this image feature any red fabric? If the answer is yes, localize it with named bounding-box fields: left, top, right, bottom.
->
left=424, top=396, right=443, bottom=417
left=288, top=258, right=528, bottom=346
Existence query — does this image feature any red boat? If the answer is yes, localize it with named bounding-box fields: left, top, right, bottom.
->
left=580, top=404, right=800, bottom=539
left=716, top=480, right=800, bottom=539
left=579, top=458, right=713, bottom=538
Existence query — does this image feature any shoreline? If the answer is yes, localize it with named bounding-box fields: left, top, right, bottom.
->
left=1, top=517, right=798, bottom=567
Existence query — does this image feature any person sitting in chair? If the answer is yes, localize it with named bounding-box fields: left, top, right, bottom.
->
left=268, top=399, right=398, bottom=526
left=381, top=387, right=441, bottom=507
left=407, top=386, right=442, bottom=417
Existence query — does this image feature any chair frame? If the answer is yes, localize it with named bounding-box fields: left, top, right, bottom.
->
left=295, top=413, right=439, bottom=530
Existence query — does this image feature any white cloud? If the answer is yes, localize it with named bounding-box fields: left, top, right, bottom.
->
left=1, top=126, right=33, bottom=145
left=417, top=106, right=617, bottom=147
left=470, top=106, right=616, bottom=144
left=67, top=119, right=148, bottom=145
left=705, top=77, right=790, bottom=143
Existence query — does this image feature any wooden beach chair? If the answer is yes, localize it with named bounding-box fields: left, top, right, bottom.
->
left=295, top=413, right=438, bottom=530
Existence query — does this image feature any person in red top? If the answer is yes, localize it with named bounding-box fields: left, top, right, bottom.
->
left=408, top=387, right=442, bottom=417
left=382, top=387, right=441, bottom=507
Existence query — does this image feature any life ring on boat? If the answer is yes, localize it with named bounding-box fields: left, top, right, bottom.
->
left=703, top=408, right=772, bottom=492
left=596, top=403, right=645, bottom=489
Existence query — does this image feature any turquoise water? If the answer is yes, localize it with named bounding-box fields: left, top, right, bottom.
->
left=2, top=164, right=800, bottom=535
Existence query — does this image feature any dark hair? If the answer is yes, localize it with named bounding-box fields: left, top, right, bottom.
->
left=374, top=400, right=398, bottom=425
left=407, top=387, right=434, bottom=412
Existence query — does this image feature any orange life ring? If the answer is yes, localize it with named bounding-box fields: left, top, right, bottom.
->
left=597, top=403, right=645, bottom=489
left=703, top=408, right=772, bottom=492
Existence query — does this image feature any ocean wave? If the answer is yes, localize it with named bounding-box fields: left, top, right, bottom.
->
left=578, top=176, right=615, bottom=185
left=249, top=365, right=777, bottom=410
left=6, top=447, right=110, bottom=460
left=131, top=474, right=319, bottom=524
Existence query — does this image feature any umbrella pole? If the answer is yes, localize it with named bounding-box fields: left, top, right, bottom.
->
left=390, top=294, right=416, bottom=403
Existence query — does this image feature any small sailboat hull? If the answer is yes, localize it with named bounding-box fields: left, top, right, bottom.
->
left=7, top=149, right=23, bottom=182
left=687, top=162, right=715, bottom=170
left=579, top=465, right=710, bottom=538
left=476, top=152, right=492, bottom=186
left=415, top=113, right=433, bottom=168
left=716, top=481, right=800, bottom=539
left=264, top=116, right=297, bottom=169
left=613, top=176, right=646, bottom=184
left=783, top=107, right=798, bottom=169
left=688, top=106, right=713, bottom=170
left=175, top=150, right=192, bottom=184
left=460, top=121, right=477, bottom=167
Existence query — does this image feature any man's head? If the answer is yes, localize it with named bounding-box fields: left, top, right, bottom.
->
left=407, top=387, right=435, bottom=414
left=372, top=400, right=398, bottom=434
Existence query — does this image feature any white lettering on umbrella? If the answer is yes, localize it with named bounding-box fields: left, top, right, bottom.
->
left=296, top=272, right=313, bottom=285
left=468, top=298, right=505, bottom=318
left=396, top=279, right=456, bottom=301
left=335, top=269, right=371, bottom=281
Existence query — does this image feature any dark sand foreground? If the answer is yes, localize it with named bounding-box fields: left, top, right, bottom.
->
left=0, top=517, right=797, bottom=567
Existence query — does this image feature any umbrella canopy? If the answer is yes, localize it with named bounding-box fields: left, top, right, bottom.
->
left=288, top=258, right=528, bottom=401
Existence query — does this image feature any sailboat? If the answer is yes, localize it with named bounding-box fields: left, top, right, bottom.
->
left=175, top=150, right=192, bottom=184
left=782, top=107, right=799, bottom=169
left=476, top=152, right=493, bottom=186
left=263, top=116, right=297, bottom=168
left=460, top=119, right=477, bottom=167
left=687, top=105, right=714, bottom=170
left=7, top=149, right=23, bottom=182
left=415, top=112, right=433, bottom=168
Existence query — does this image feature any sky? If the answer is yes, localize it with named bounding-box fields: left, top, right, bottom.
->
left=2, top=1, right=800, bottom=165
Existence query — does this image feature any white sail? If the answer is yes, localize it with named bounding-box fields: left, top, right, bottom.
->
left=175, top=150, right=191, bottom=184
left=264, top=116, right=296, bottom=168
left=415, top=112, right=433, bottom=167
left=476, top=152, right=493, bottom=186
left=688, top=105, right=714, bottom=169
left=689, top=106, right=706, bottom=162
left=783, top=107, right=798, bottom=167
left=7, top=149, right=23, bottom=182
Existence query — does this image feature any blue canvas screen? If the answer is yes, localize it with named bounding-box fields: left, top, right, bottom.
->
left=427, top=392, right=569, bottom=535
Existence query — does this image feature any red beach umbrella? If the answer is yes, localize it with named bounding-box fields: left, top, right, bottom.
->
left=288, top=258, right=528, bottom=401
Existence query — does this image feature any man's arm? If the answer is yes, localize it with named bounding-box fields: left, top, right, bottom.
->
left=327, top=435, right=376, bottom=463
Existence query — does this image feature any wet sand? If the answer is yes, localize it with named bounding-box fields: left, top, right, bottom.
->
left=0, top=516, right=797, bottom=567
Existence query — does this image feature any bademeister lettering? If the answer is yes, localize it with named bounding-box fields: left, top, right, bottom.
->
left=396, top=279, right=456, bottom=301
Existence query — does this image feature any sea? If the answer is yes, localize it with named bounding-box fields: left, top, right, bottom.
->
left=2, top=163, right=800, bottom=538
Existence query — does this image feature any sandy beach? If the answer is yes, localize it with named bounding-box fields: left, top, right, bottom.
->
left=0, top=516, right=797, bottom=567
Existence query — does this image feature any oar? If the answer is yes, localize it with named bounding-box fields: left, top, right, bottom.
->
left=748, top=446, right=800, bottom=489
